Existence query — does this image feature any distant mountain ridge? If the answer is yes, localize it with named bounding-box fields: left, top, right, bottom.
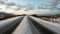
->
left=0, top=12, right=15, bottom=17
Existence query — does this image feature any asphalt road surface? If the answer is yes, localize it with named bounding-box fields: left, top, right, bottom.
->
left=0, top=16, right=24, bottom=34
left=12, top=16, right=41, bottom=34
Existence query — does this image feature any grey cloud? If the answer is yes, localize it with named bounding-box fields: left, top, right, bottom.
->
left=0, top=0, right=17, bottom=6
left=50, top=0, right=60, bottom=8
left=6, top=2, right=16, bottom=6
left=25, top=4, right=35, bottom=11
left=0, top=0, right=5, bottom=4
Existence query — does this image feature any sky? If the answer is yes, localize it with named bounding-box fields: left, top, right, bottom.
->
left=0, top=0, right=60, bottom=15
left=8, top=0, right=51, bottom=5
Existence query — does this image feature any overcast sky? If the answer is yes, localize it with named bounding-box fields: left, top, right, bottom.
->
left=0, top=0, right=60, bottom=15
left=8, top=0, right=51, bottom=5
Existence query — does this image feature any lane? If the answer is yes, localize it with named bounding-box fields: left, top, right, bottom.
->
left=0, top=16, right=24, bottom=34
left=29, top=16, right=60, bottom=34
left=12, top=16, right=42, bottom=34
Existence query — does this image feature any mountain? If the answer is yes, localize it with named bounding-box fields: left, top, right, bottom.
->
left=0, top=12, right=15, bottom=17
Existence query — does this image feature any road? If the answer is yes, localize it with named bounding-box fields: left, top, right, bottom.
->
left=0, top=16, right=24, bottom=34
left=0, top=16, right=60, bottom=34
left=12, top=16, right=41, bottom=34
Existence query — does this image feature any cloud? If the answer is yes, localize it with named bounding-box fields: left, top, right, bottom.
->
left=6, top=2, right=16, bottom=6
left=36, top=9, right=60, bottom=16
left=50, top=0, right=59, bottom=8
left=0, top=0, right=17, bottom=6
left=0, top=0, right=60, bottom=15
left=0, top=0, right=5, bottom=4
left=0, top=0, right=8, bottom=4
left=0, top=4, right=7, bottom=11
left=0, top=0, right=19, bottom=10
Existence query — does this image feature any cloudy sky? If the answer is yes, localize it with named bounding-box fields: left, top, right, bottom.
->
left=8, top=0, right=51, bottom=5
left=0, top=0, right=60, bottom=15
